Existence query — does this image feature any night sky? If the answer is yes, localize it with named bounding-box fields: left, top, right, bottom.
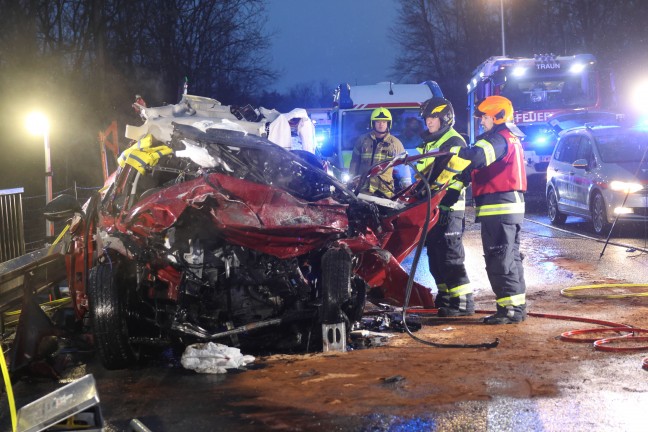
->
left=265, top=0, right=399, bottom=91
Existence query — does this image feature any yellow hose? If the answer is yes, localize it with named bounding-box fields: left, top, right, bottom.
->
left=0, top=296, right=71, bottom=432
left=0, top=345, right=17, bottom=432
left=48, top=224, right=70, bottom=255
left=561, top=283, right=648, bottom=299
left=2, top=297, right=72, bottom=328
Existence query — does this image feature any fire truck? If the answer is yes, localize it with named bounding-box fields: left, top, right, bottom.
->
left=467, top=54, right=606, bottom=177
left=325, top=81, right=444, bottom=177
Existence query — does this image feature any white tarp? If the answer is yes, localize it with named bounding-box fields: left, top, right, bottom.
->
left=181, top=342, right=255, bottom=374
left=266, top=108, right=316, bottom=153
left=124, top=94, right=316, bottom=154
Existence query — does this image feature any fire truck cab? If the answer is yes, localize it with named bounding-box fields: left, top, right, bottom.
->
left=467, top=54, right=602, bottom=177
left=325, top=81, right=444, bottom=178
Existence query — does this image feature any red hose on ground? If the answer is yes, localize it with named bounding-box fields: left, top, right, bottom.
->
left=593, top=335, right=648, bottom=352
left=559, top=327, right=635, bottom=344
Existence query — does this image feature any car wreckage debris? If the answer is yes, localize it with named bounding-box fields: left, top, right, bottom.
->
left=33, top=96, right=455, bottom=371
left=180, top=342, right=255, bottom=374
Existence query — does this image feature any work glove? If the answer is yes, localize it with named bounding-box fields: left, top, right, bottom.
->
left=437, top=205, right=452, bottom=227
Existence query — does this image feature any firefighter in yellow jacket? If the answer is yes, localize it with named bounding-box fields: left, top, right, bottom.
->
left=349, top=107, right=410, bottom=197
left=417, top=97, right=474, bottom=317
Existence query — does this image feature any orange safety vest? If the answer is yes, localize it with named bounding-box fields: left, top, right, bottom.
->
left=472, top=129, right=527, bottom=197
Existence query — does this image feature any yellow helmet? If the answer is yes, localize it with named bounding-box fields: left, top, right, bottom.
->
left=475, top=96, right=514, bottom=125
left=370, top=107, right=392, bottom=130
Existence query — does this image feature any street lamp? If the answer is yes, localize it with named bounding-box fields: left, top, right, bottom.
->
left=25, top=112, right=54, bottom=239
left=499, top=0, right=506, bottom=56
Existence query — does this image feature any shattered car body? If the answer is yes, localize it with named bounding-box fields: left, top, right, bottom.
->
left=53, top=115, right=450, bottom=370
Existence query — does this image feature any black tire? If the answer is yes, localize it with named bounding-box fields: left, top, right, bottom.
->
left=320, top=248, right=354, bottom=350
left=547, top=187, right=567, bottom=225
left=88, top=261, right=138, bottom=369
left=591, top=192, right=611, bottom=236
left=321, top=248, right=352, bottom=324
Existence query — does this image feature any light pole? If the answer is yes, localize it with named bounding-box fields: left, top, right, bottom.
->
left=26, top=112, right=54, bottom=239
left=500, top=0, right=506, bottom=56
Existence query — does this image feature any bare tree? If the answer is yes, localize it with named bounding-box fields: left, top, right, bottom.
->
left=390, top=0, right=498, bottom=125
left=391, top=0, right=648, bottom=128
left=0, top=0, right=277, bottom=192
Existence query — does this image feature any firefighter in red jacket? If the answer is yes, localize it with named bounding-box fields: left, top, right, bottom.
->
left=457, top=96, right=528, bottom=324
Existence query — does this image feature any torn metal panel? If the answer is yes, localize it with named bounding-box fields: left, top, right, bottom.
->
left=46, top=119, right=454, bottom=369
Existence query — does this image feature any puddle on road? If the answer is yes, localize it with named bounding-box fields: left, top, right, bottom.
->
left=527, top=246, right=625, bottom=285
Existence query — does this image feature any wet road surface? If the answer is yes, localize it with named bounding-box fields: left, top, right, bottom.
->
left=2, top=182, right=648, bottom=432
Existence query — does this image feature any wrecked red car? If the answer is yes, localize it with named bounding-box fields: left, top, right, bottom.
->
left=47, top=123, right=450, bottom=369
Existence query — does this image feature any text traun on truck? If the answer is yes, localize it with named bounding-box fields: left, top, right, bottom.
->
left=467, top=54, right=611, bottom=177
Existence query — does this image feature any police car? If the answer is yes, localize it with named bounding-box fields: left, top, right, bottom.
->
left=546, top=122, right=648, bottom=235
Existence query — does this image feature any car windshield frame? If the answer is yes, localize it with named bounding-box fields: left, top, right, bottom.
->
left=500, top=70, right=598, bottom=111
left=594, top=129, right=648, bottom=163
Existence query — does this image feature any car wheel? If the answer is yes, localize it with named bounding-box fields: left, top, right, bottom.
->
left=88, top=260, right=138, bottom=369
left=547, top=187, right=567, bottom=225
left=591, top=192, right=611, bottom=236
left=321, top=248, right=352, bottom=321
left=321, top=248, right=353, bottom=349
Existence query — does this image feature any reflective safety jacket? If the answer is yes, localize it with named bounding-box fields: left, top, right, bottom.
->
left=349, top=131, right=407, bottom=197
left=458, top=124, right=527, bottom=222
left=118, top=134, right=173, bottom=175
left=417, top=128, right=470, bottom=214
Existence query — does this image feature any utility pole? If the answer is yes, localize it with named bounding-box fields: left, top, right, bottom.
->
left=500, top=0, right=506, bottom=56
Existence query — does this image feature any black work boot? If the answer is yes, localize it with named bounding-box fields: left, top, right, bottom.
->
left=483, top=306, right=526, bottom=325
left=437, top=307, right=474, bottom=317
left=437, top=293, right=474, bottom=317
left=434, top=292, right=451, bottom=309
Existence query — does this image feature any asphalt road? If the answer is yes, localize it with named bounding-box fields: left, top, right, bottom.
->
left=2, top=177, right=648, bottom=432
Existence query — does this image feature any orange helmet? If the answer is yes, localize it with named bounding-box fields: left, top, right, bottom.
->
left=474, top=96, right=514, bottom=125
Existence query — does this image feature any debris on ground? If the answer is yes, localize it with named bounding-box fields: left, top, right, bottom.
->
left=349, top=330, right=395, bottom=349
left=354, top=311, right=422, bottom=333
left=180, top=342, right=255, bottom=374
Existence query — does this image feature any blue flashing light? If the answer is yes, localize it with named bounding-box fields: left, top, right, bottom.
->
left=512, top=66, right=526, bottom=77
left=315, top=134, right=327, bottom=148
left=635, top=115, right=648, bottom=130
left=534, top=135, right=548, bottom=145
left=569, top=63, right=586, bottom=73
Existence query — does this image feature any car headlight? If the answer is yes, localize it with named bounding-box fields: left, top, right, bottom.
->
left=610, top=180, right=643, bottom=194
left=341, top=172, right=351, bottom=183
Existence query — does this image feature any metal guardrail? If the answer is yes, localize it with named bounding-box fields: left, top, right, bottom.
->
left=0, top=246, right=67, bottom=315
left=0, top=188, right=26, bottom=263
left=21, top=184, right=100, bottom=253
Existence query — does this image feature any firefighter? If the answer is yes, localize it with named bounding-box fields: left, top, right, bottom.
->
left=417, top=97, right=474, bottom=317
left=457, top=95, right=528, bottom=324
left=349, top=107, right=411, bottom=197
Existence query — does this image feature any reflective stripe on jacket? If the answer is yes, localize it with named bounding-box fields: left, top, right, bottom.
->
left=118, top=134, right=173, bottom=175
left=349, top=132, right=406, bottom=197
left=417, top=128, right=469, bottom=212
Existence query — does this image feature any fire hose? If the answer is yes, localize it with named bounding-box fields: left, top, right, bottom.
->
left=400, top=162, right=499, bottom=349
left=402, top=307, right=648, bottom=371
left=0, top=343, right=17, bottom=432
left=559, top=283, right=648, bottom=370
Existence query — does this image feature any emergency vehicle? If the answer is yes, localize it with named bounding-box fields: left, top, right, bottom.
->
left=306, top=107, right=332, bottom=148
left=326, top=81, right=444, bottom=173
left=467, top=54, right=606, bottom=176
